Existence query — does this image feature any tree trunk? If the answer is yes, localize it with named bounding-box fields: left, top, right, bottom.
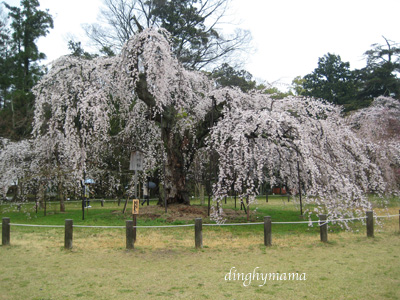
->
left=58, top=182, right=65, bottom=212
left=159, top=127, right=191, bottom=205
left=196, top=183, right=205, bottom=205
left=162, top=149, right=190, bottom=205
left=60, top=193, right=65, bottom=212
left=38, top=183, right=44, bottom=209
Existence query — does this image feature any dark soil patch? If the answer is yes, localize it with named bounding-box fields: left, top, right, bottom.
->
left=112, top=203, right=255, bottom=222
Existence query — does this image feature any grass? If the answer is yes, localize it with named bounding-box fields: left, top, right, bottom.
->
left=0, top=196, right=399, bottom=299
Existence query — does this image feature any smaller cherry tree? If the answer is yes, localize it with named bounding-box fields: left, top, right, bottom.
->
left=0, top=138, right=47, bottom=210
left=32, top=54, right=126, bottom=198
left=347, top=96, right=400, bottom=193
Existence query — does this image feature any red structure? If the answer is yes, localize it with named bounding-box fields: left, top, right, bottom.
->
left=272, top=187, right=287, bottom=195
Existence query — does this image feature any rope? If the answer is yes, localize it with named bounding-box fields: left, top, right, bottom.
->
left=204, top=222, right=264, bottom=226
left=317, top=217, right=368, bottom=227
left=74, top=224, right=194, bottom=229
left=376, top=214, right=400, bottom=218
left=272, top=221, right=317, bottom=224
left=10, top=223, right=64, bottom=228
left=6, top=214, right=399, bottom=229
left=131, top=224, right=194, bottom=228
left=73, top=225, right=124, bottom=229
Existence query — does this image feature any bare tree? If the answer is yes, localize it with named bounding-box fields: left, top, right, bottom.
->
left=83, top=0, right=251, bottom=69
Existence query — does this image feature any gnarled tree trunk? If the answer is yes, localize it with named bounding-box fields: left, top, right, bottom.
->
left=160, top=126, right=190, bottom=205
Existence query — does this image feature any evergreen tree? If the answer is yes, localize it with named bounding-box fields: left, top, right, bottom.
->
left=211, top=63, right=256, bottom=92
left=358, top=37, right=400, bottom=100
left=0, top=7, right=12, bottom=110
left=302, top=53, right=359, bottom=110
left=0, top=0, right=53, bottom=139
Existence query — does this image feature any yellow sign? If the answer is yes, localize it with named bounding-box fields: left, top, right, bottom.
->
left=132, top=199, right=139, bottom=215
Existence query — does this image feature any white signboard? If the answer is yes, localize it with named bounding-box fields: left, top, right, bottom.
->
left=129, top=151, right=144, bottom=171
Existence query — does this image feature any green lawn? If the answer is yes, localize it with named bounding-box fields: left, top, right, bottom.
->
left=0, top=196, right=399, bottom=299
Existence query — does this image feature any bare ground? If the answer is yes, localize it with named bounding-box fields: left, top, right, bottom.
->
left=112, top=203, right=254, bottom=222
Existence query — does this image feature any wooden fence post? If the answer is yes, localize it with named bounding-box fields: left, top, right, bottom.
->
left=264, top=216, right=272, bottom=246
left=2, top=217, right=10, bottom=246
left=101, top=199, right=104, bottom=207
left=366, top=211, right=374, bottom=238
left=64, top=219, right=73, bottom=249
left=319, top=214, right=328, bottom=242
left=398, top=209, right=400, bottom=233
left=126, top=220, right=134, bottom=249
left=195, top=218, right=203, bottom=249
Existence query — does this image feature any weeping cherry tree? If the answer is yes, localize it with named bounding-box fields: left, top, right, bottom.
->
left=31, top=28, right=390, bottom=222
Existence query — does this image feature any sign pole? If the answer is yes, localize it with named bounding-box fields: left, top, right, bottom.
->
left=133, top=214, right=137, bottom=242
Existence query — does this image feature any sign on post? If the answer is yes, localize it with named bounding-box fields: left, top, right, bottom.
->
left=132, top=199, right=139, bottom=215
left=129, top=151, right=144, bottom=171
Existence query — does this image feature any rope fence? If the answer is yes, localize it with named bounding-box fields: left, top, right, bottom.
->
left=2, top=211, right=400, bottom=249
left=4, top=214, right=397, bottom=228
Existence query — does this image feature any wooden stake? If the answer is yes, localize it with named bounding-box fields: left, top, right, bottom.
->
left=195, top=218, right=203, bottom=249
left=2, top=217, right=10, bottom=246
left=366, top=211, right=374, bottom=238
left=319, top=214, right=328, bottom=242
left=126, top=220, right=134, bottom=250
left=64, top=219, right=73, bottom=249
left=264, top=216, right=272, bottom=246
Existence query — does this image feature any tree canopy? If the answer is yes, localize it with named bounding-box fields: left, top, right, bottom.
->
left=83, top=0, right=251, bottom=70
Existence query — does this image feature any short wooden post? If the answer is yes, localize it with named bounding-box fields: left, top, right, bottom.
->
left=366, top=211, right=374, bottom=238
left=264, top=216, right=272, bottom=246
left=64, top=219, right=73, bottom=249
left=101, top=199, right=104, bottom=207
left=2, top=217, right=10, bottom=246
left=319, top=214, right=328, bottom=242
left=195, top=218, right=203, bottom=249
left=398, top=209, right=400, bottom=233
left=126, top=220, right=134, bottom=249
